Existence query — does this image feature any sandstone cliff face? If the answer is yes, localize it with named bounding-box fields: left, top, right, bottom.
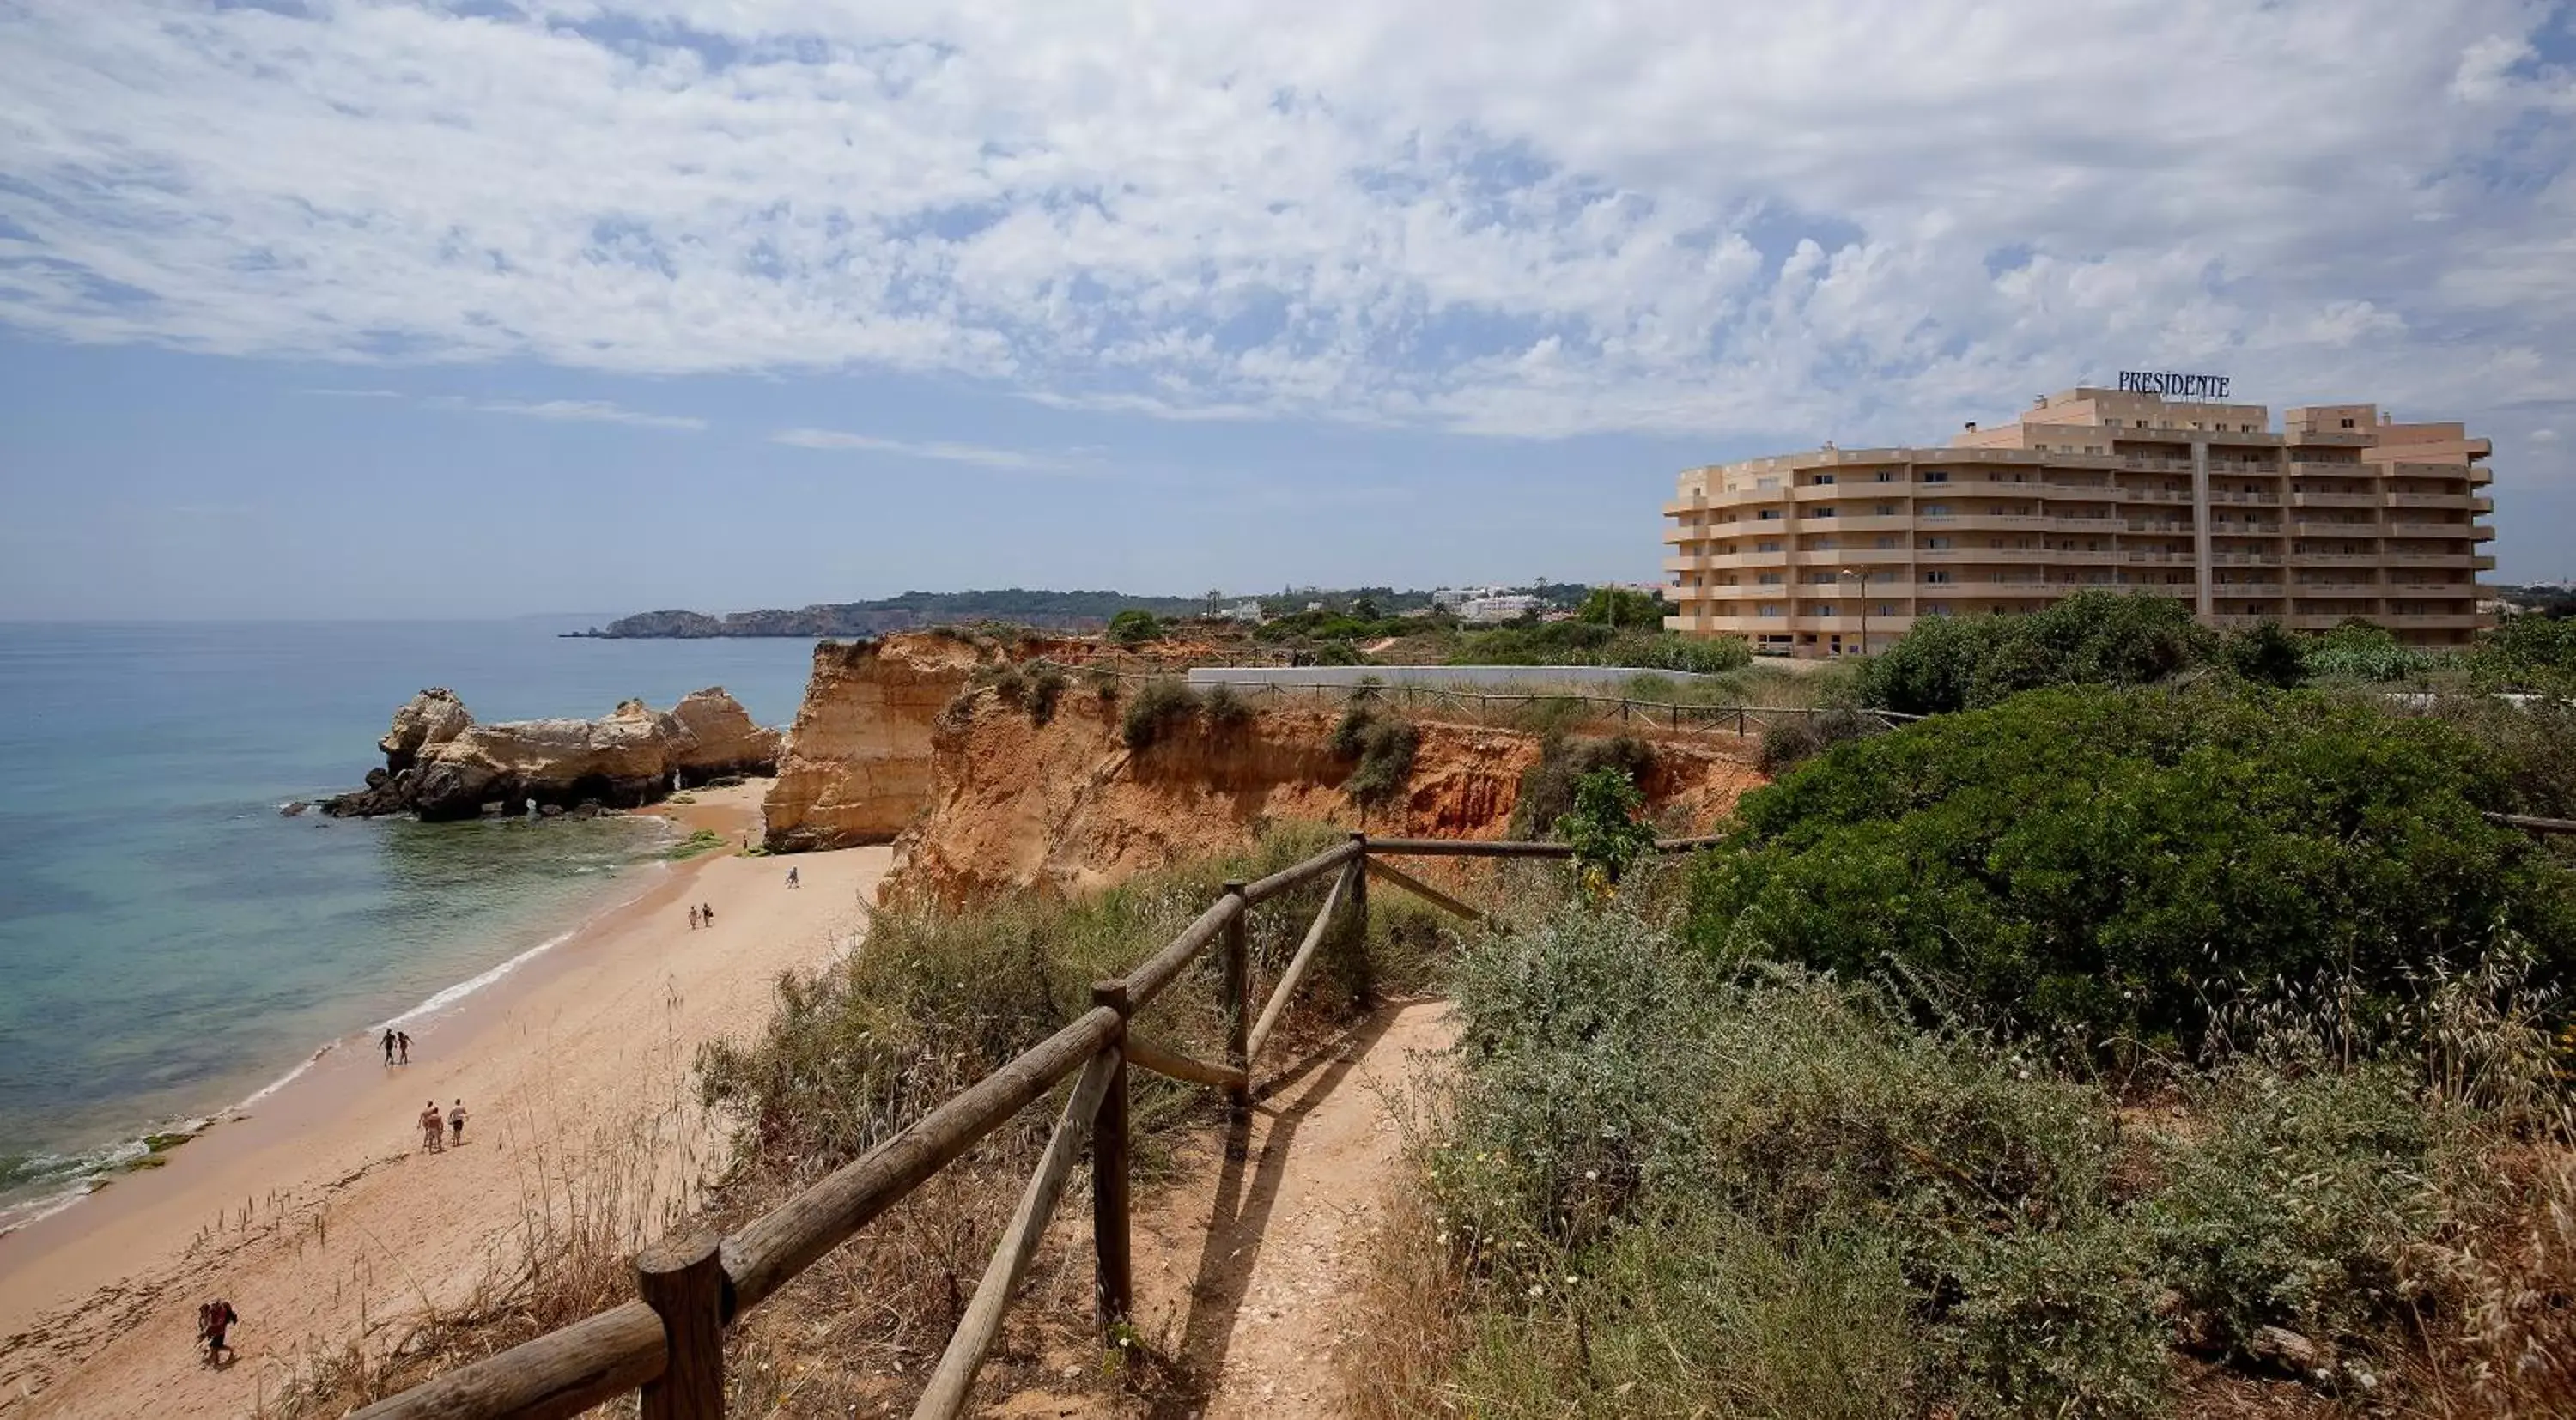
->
left=326, top=688, right=781, bottom=820
left=884, top=690, right=1766, bottom=903
left=762, top=635, right=991, bottom=851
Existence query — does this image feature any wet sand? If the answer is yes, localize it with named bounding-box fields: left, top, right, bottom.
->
left=0, top=780, right=886, bottom=1417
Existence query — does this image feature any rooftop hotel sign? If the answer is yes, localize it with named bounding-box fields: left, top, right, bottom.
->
left=2117, top=370, right=2231, bottom=399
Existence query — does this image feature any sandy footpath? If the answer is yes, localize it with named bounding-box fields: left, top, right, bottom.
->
left=0, top=780, right=888, bottom=1418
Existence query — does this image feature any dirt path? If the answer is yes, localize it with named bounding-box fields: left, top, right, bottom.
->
left=1119, top=998, right=1455, bottom=1418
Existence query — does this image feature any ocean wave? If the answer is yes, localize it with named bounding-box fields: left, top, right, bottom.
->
left=1, top=855, right=676, bottom=1236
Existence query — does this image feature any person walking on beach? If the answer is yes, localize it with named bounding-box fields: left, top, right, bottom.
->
left=448, top=1099, right=468, bottom=1147
left=419, top=1101, right=443, bottom=1153
left=197, top=1299, right=239, bottom=1366
left=687, top=902, right=700, bottom=930
left=786, top=865, right=799, bottom=889
left=700, top=901, right=714, bottom=926
left=397, top=1030, right=411, bottom=1065
left=381, top=1029, right=396, bottom=1065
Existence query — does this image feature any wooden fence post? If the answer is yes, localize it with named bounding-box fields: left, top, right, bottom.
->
left=1221, top=880, right=1250, bottom=1114
left=637, top=1230, right=726, bottom=1420
left=1348, top=832, right=1370, bottom=1007
left=1089, top=982, right=1133, bottom=1336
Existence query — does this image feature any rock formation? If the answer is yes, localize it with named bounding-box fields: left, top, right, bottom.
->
left=762, top=636, right=991, bottom=850
left=325, top=688, right=782, bottom=821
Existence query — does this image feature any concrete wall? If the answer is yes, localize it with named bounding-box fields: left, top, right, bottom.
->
left=1184, top=664, right=1716, bottom=691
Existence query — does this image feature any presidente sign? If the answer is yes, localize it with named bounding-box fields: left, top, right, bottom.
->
left=2117, top=369, right=2232, bottom=399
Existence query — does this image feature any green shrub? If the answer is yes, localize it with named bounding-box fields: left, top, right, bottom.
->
left=1861, top=592, right=2216, bottom=714
left=1690, top=683, right=2576, bottom=1048
left=1510, top=732, right=1655, bottom=838
left=2471, top=613, right=2576, bottom=693
left=1025, top=664, right=1068, bottom=725
left=2305, top=621, right=2437, bottom=683
left=2146, top=1060, right=2481, bottom=1363
left=1433, top=908, right=2169, bottom=1417
left=1556, top=767, right=1656, bottom=886
left=1757, top=706, right=1883, bottom=774
left=1200, top=681, right=1253, bottom=734
left=1334, top=698, right=1420, bottom=809
left=2219, top=618, right=2307, bottom=688
left=1106, top=608, right=1163, bottom=646
left=1084, top=664, right=1121, bottom=703
left=1576, top=586, right=1665, bottom=628
left=1121, top=677, right=1198, bottom=751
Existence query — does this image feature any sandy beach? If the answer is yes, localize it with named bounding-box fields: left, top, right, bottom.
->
left=0, top=780, right=886, bottom=1418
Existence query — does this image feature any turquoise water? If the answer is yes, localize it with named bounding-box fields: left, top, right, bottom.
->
left=0, top=621, right=822, bottom=1228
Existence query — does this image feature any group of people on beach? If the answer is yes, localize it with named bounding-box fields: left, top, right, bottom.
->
left=379, top=1028, right=410, bottom=1065
left=685, top=901, right=717, bottom=929
left=417, top=1099, right=467, bottom=1152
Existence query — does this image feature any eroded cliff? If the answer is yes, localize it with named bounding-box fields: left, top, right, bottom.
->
left=761, top=636, right=993, bottom=850
left=884, top=686, right=1766, bottom=902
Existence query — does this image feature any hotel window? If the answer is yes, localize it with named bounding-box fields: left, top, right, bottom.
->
left=1875, top=470, right=1895, bottom=482
left=1923, top=470, right=1949, bottom=482
left=1758, top=573, right=1783, bottom=585
left=1757, top=540, right=1781, bottom=552
left=1874, top=603, right=1899, bottom=616
left=1874, top=536, right=1899, bottom=549
left=1925, top=570, right=1953, bottom=584
left=1814, top=604, right=1836, bottom=617
left=1922, top=503, right=1949, bottom=517
left=1814, top=507, right=1837, bottom=517
left=1923, top=537, right=1952, bottom=549
left=1925, top=604, right=1951, bottom=616
left=2341, top=418, right=2355, bottom=428
left=1875, top=502, right=1897, bottom=515
left=1757, top=508, right=1782, bottom=519
left=1814, top=474, right=1836, bottom=485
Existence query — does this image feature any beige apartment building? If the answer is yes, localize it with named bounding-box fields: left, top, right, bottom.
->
left=1662, top=386, right=2495, bottom=658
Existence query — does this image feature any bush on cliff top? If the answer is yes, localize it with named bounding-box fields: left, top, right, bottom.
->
left=1121, top=677, right=1198, bottom=751
left=1687, top=681, right=2576, bottom=1049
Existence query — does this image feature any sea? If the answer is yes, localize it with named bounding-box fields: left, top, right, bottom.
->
left=0, top=620, right=823, bottom=1233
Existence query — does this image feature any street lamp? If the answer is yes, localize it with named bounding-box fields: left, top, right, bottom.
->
left=1838, top=568, right=1868, bottom=656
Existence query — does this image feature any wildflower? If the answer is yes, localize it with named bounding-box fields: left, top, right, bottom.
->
left=1527, top=1283, right=1545, bottom=1298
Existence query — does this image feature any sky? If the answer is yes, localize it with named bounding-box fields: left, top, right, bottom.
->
left=2, top=0, right=2573, bottom=620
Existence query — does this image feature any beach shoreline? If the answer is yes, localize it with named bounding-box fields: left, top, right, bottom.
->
left=0, top=779, right=887, bottom=1417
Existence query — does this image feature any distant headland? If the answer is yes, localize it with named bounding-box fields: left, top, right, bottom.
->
left=563, top=589, right=1213, bottom=639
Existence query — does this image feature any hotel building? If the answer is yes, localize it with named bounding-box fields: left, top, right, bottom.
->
left=1662, top=386, right=2494, bottom=657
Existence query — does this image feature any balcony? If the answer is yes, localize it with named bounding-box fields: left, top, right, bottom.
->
left=2123, top=488, right=2194, bottom=504
left=1692, top=550, right=1792, bottom=569
left=2290, top=582, right=2381, bottom=595
left=2386, top=521, right=2480, bottom=538
left=2289, top=490, right=2379, bottom=508
left=1916, top=547, right=2117, bottom=566
left=2379, top=614, right=2488, bottom=631
left=2287, top=458, right=2371, bottom=475
left=2385, top=491, right=2470, bottom=510
left=2209, top=552, right=2283, bottom=567
left=2290, top=519, right=2378, bottom=537
left=2209, top=490, right=2281, bottom=506
left=2121, top=457, right=2196, bottom=472
left=2287, top=551, right=2379, bottom=566
left=2385, top=551, right=2479, bottom=567
left=1822, top=515, right=1913, bottom=533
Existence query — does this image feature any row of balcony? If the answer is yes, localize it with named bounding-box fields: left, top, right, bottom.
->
left=1668, top=516, right=2491, bottom=545
left=1668, top=548, right=2496, bottom=571
left=1670, top=611, right=2488, bottom=636
left=1671, top=484, right=2488, bottom=517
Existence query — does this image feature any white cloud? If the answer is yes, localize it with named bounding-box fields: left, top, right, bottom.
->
left=470, top=398, right=706, bottom=430
left=3, top=1, right=2575, bottom=444
left=772, top=428, right=1077, bottom=470
left=2535, top=428, right=2562, bottom=444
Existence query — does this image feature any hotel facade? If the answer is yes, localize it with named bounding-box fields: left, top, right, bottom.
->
left=1662, top=386, right=2495, bottom=658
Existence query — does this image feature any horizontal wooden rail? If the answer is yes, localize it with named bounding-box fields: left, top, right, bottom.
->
left=1115, top=894, right=1242, bottom=1009
left=1368, top=838, right=1576, bottom=859
left=351, top=1301, right=666, bottom=1420
left=2489, top=810, right=2576, bottom=835
left=726, top=1004, right=1121, bottom=1312
left=1242, top=839, right=1362, bottom=904
left=1122, top=1031, right=1248, bottom=1091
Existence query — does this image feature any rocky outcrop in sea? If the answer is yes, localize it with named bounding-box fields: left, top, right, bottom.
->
left=325, top=687, right=783, bottom=821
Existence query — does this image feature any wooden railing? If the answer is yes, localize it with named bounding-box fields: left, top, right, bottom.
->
left=351, top=833, right=1714, bottom=1420
left=1047, top=662, right=1921, bottom=734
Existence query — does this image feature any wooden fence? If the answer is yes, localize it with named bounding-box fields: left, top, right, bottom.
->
left=350, top=833, right=1710, bottom=1420
left=1045, top=661, right=1921, bottom=736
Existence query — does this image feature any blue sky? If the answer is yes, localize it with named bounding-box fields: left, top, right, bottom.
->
left=3, top=0, right=2573, bottom=619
